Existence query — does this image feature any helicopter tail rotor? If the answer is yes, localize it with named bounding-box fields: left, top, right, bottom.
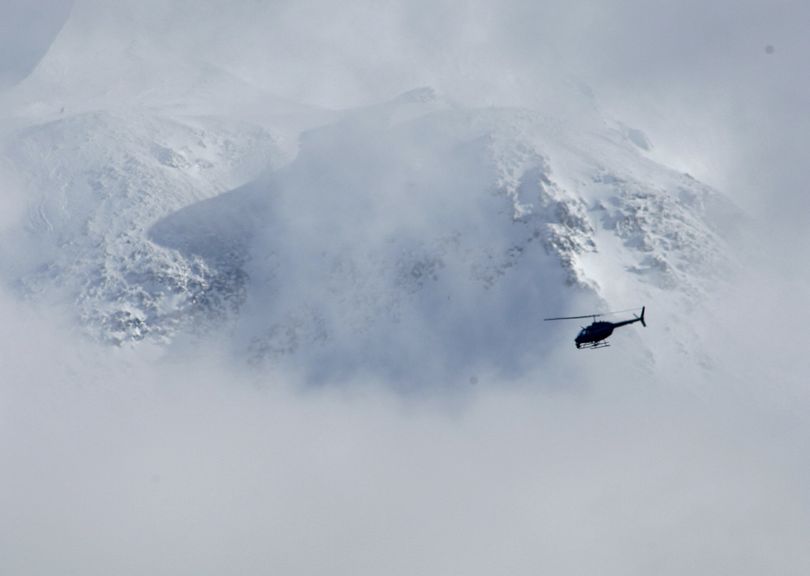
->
left=632, top=306, right=647, bottom=327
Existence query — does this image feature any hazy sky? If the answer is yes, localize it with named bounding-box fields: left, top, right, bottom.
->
left=0, top=0, right=73, bottom=88
left=2, top=2, right=809, bottom=574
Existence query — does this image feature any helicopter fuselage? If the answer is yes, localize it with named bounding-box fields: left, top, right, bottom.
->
left=575, top=321, right=615, bottom=348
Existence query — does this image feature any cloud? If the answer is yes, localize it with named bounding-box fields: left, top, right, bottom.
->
left=20, top=0, right=808, bottom=221
left=2, top=320, right=809, bottom=575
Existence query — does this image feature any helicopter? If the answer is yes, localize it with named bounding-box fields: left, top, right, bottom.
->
left=544, top=306, right=646, bottom=349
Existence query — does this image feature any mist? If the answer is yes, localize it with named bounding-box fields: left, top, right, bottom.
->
left=3, top=290, right=810, bottom=574
left=2, top=0, right=810, bottom=574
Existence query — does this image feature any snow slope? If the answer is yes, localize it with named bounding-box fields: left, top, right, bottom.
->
left=0, top=3, right=738, bottom=384
left=147, top=89, right=737, bottom=383
left=1, top=110, right=285, bottom=343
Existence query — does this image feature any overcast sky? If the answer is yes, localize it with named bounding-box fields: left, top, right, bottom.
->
left=0, top=0, right=73, bottom=88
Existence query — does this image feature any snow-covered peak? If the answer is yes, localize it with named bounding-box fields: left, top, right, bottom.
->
left=143, top=92, right=736, bottom=382
left=0, top=5, right=739, bottom=383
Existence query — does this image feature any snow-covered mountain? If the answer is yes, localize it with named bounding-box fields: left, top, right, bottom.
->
left=7, top=6, right=810, bottom=576
left=0, top=2, right=739, bottom=384
left=149, top=87, right=738, bottom=381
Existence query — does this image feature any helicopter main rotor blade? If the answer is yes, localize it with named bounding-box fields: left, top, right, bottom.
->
left=544, top=307, right=644, bottom=322
left=600, top=307, right=644, bottom=316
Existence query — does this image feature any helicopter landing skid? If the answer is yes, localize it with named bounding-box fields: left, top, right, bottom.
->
left=580, top=341, right=610, bottom=350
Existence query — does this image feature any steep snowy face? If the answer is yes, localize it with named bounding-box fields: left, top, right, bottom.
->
left=0, top=0, right=737, bottom=376
left=1, top=72, right=737, bottom=380
left=1, top=110, right=284, bottom=343
left=146, top=90, right=737, bottom=382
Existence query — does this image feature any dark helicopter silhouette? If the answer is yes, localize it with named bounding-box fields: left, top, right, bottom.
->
left=544, top=306, right=646, bottom=349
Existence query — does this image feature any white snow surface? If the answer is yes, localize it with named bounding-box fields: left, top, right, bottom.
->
left=0, top=4, right=739, bottom=385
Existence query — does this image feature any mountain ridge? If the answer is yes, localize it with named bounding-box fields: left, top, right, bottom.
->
left=0, top=4, right=739, bottom=381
